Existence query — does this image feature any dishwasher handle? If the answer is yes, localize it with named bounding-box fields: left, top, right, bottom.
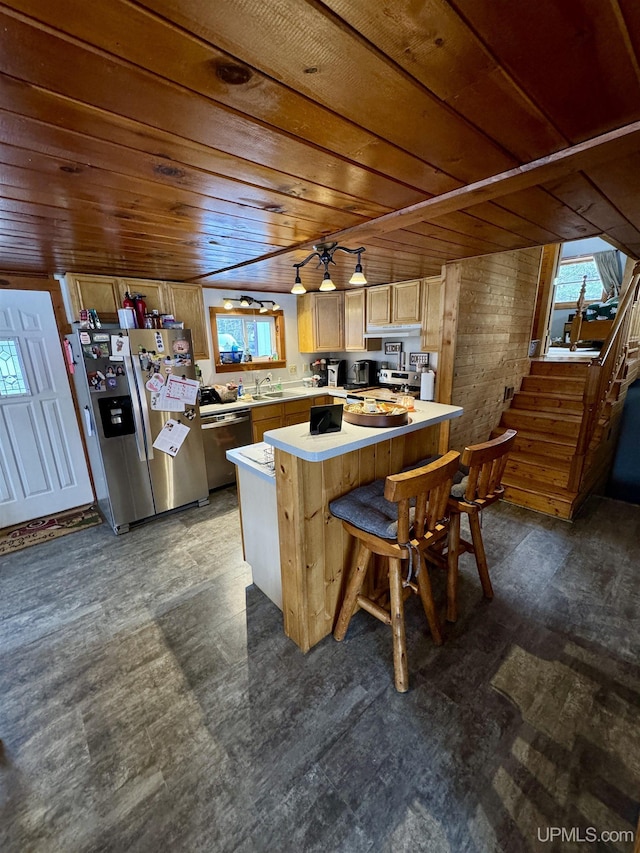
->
left=201, top=411, right=251, bottom=429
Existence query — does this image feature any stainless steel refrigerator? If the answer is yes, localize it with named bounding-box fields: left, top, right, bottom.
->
left=68, top=327, right=209, bottom=533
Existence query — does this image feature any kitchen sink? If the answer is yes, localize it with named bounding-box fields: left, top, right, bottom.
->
left=264, top=390, right=303, bottom=399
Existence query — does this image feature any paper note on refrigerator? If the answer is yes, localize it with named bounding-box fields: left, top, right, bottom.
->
left=165, top=374, right=199, bottom=405
left=152, top=419, right=190, bottom=457
left=150, top=387, right=185, bottom=412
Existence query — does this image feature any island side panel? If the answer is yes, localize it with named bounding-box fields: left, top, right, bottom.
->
left=275, top=425, right=441, bottom=652
left=275, top=448, right=314, bottom=651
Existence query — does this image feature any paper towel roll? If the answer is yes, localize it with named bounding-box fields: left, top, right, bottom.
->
left=420, top=369, right=435, bottom=401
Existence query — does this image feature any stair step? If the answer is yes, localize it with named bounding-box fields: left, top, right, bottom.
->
left=522, top=375, right=586, bottom=395
left=505, top=457, right=570, bottom=488
left=530, top=360, right=589, bottom=377
left=501, top=482, right=575, bottom=519
left=501, top=409, right=581, bottom=437
left=511, top=390, right=584, bottom=412
left=493, top=428, right=576, bottom=462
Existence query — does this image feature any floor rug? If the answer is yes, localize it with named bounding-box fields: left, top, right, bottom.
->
left=0, top=505, right=102, bottom=556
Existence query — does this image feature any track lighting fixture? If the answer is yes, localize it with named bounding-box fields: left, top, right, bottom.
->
left=222, top=296, right=281, bottom=312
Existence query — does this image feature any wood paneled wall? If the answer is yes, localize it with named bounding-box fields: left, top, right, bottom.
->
left=442, top=247, right=543, bottom=452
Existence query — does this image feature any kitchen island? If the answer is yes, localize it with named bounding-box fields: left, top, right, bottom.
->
left=228, top=398, right=462, bottom=652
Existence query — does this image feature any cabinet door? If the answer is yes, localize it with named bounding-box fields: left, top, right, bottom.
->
left=344, top=289, right=366, bottom=351
left=393, top=280, right=422, bottom=324
left=344, top=289, right=381, bottom=351
left=66, top=274, right=120, bottom=324
left=252, top=416, right=283, bottom=443
left=313, top=293, right=344, bottom=351
left=283, top=398, right=312, bottom=426
left=421, top=276, right=443, bottom=351
left=165, top=283, right=209, bottom=360
left=366, top=285, right=391, bottom=325
left=117, top=279, right=166, bottom=314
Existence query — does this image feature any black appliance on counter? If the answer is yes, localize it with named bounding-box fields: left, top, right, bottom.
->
left=344, top=359, right=378, bottom=390
left=310, top=358, right=328, bottom=386
left=327, top=359, right=346, bottom=387
left=199, top=386, right=221, bottom=405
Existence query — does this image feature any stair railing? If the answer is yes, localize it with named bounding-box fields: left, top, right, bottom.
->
left=568, top=262, right=640, bottom=492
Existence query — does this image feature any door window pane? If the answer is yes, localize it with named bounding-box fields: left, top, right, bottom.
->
left=0, top=338, right=30, bottom=396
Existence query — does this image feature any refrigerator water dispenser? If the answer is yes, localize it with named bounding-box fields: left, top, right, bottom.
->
left=98, top=395, right=135, bottom=438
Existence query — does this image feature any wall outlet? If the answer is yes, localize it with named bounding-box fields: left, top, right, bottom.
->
left=288, top=364, right=297, bottom=376
left=503, top=386, right=514, bottom=402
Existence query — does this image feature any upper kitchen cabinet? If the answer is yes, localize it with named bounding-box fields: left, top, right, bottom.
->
left=66, top=274, right=121, bottom=325
left=421, top=276, right=444, bottom=352
left=365, top=280, right=422, bottom=326
left=344, top=289, right=382, bottom=351
left=116, top=279, right=167, bottom=314
left=366, top=285, right=391, bottom=326
left=164, top=283, right=209, bottom=360
left=297, top=292, right=344, bottom=352
left=392, top=280, right=422, bottom=324
left=64, top=273, right=209, bottom=359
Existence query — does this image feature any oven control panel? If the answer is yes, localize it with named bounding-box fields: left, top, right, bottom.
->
left=378, top=368, right=421, bottom=388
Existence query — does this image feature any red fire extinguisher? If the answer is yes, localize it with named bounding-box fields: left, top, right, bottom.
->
left=133, top=294, right=147, bottom=330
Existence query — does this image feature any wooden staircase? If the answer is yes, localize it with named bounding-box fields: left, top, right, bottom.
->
left=495, top=360, right=592, bottom=518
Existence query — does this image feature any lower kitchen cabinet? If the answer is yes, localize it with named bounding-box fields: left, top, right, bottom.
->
left=251, top=395, right=333, bottom=441
left=251, top=403, right=284, bottom=443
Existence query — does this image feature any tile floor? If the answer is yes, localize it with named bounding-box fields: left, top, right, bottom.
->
left=0, top=488, right=639, bottom=852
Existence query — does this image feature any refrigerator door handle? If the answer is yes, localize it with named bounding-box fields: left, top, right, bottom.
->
left=125, top=355, right=152, bottom=462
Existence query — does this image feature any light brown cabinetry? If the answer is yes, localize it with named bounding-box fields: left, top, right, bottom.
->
left=251, top=395, right=333, bottom=442
left=251, top=403, right=284, bottom=443
left=116, top=279, right=166, bottom=314
left=366, top=280, right=422, bottom=326
left=344, top=289, right=381, bottom=351
left=64, top=273, right=209, bottom=359
left=164, top=283, right=208, bottom=360
left=366, top=285, right=391, bottom=326
left=393, top=280, right=422, bottom=324
left=297, top=293, right=344, bottom=352
left=66, top=275, right=121, bottom=324
left=421, top=276, right=444, bottom=351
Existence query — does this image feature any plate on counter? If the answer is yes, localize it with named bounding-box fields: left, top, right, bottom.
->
left=343, top=401, right=409, bottom=428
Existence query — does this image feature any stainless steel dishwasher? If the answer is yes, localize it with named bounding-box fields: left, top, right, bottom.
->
left=200, top=408, right=252, bottom=490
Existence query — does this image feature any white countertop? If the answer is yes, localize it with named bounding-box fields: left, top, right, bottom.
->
left=262, top=400, right=462, bottom=462
left=226, top=444, right=276, bottom=484
left=200, top=385, right=331, bottom=417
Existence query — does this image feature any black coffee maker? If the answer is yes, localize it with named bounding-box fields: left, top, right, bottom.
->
left=310, top=358, right=328, bottom=386
left=345, top=359, right=377, bottom=389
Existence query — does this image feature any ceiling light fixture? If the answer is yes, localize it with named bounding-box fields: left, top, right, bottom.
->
left=222, top=296, right=281, bottom=312
left=292, top=242, right=366, bottom=294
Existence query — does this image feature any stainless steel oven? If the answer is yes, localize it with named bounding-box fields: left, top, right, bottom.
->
left=201, top=409, right=252, bottom=490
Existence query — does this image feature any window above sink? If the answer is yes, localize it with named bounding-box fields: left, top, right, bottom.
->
left=210, top=306, right=286, bottom=374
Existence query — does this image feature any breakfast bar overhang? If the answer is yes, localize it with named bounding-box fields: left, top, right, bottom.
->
left=258, top=400, right=463, bottom=653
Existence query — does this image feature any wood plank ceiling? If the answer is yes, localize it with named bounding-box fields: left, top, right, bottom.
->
left=2, top=0, right=640, bottom=294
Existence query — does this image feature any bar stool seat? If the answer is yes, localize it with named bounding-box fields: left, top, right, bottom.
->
left=329, top=451, right=461, bottom=692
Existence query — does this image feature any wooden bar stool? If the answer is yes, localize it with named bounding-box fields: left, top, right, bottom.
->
left=446, top=429, right=517, bottom=622
left=330, top=451, right=461, bottom=693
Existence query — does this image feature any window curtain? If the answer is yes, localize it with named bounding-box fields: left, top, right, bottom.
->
left=593, top=250, right=623, bottom=298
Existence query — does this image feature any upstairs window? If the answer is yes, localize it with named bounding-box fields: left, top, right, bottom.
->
left=554, top=256, right=606, bottom=307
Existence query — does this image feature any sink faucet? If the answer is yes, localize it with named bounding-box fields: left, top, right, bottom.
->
left=255, top=372, right=272, bottom=395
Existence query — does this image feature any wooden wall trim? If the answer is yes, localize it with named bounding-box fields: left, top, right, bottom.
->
left=437, top=262, right=462, bottom=454
left=532, top=244, right=561, bottom=352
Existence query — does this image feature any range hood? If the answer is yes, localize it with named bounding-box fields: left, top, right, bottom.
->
left=363, top=323, right=422, bottom=338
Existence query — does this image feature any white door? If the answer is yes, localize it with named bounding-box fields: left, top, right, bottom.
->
left=0, top=290, right=93, bottom=527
